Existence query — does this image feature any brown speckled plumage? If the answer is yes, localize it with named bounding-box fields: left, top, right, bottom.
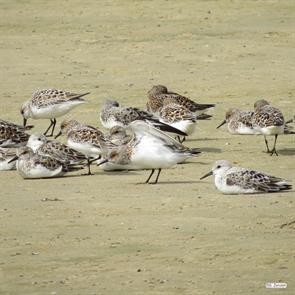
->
left=226, top=169, right=290, bottom=192
left=0, top=119, right=32, bottom=147
left=30, top=134, right=87, bottom=164
left=252, top=99, right=285, bottom=156
left=253, top=99, right=284, bottom=128
left=160, top=101, right=196, bottom=124
left=100, top=99, right=187, bottom=136
left=17, top=146, right=83, bottom=175
left=30, top=89, right=89, bottom=108
left=147, top=85, right=215, bottom=114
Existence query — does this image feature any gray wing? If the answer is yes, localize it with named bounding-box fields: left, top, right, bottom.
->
left=39, top=141, right=87, bottom=164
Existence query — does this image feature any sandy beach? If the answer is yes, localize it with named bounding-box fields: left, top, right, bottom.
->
left=0, top=1, right=295, bottom=294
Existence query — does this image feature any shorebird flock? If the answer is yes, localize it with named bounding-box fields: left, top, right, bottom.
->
left=0, top=85, right=293, bottom=194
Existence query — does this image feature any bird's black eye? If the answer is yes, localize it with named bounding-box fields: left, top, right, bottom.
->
left=217, top=165, right=221, bottom=169
left=21, top=110, right=24, bottom=115
left=38, top=138, right=41, bottom=141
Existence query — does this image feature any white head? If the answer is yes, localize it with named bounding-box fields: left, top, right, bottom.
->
left=103, top=99, right=120, bottom=109
left=211, top=160, right=232, bottom=175
left=217, top=108, right=241, bottom=129
left=27, top=133, right=47, bottom=152
left=200, top=160, right=232, bottom=179
left=20, top=101, right=32, bottom=126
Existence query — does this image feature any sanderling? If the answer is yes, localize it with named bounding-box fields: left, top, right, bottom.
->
left=146, top=85, right=215, bottom=117
left=98, top=120, right=200, bottom=183
left=27, top=133, right=87, bottom=165
left=55, top=119, right=105, bottom=175
left=99, top=99, right=187, bottom=136
left=104, top=126, right=133, bottom=149
left=216, top=108, right=258, bottom=134
left=0, top=119, right=33, bottom=147
left=159, top=97, right=197, bottom=142
left=21, top=89, right=89, bottom=137
left=9, top=146, right=83, bottom=179
left=200, top=160, right=292, bottom=194
left=0, top=148, right=16, bottom=171
left=252, top=99, right=285, bottom=156
left=217, top=108, right=294, bottom=137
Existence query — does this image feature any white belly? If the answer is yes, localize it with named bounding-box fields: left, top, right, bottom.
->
left=215, top=175, right=257, bottom=194
left=166, top=120, right=196, bottom=136
left=130, top=138, right=182, bottom=169
left=31, top=101, right=85, bottom=119
left=228, top=125, right=258, bottom=135
left=259, top=126, right=284, bottom=136
left=17, top=160, right=63, bottom=179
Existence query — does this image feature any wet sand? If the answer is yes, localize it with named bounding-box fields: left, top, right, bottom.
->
left=0, top=1, right=295, bottom=294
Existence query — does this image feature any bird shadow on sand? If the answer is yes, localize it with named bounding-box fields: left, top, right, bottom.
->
left=184, top=138, right=223, bottom=142
left=103, top=170, right=139, bottom=176
left=277, top=148, right=295, bottom=156
left=56, top=170, right=138, bottom=179
left=23, top=174, right=87, bottom=180
left=199, top=147, right=222, bottom=153
left=136, top=180, right=202, bottom=185
left=180, top=161, right=210, bottom=165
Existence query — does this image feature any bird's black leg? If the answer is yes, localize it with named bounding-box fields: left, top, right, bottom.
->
left=145, top=169, right=155, bottom=183
left=49, top=118, right=57, bottom=137
left=270, top=134, right=278, bottom=156
left=176, top=136, right=182, bottom=143
left=181, top=136, right=186, bottom=143
left=44, top=120, right=54, bottom=136
left=153, top=169, right=162, bottom=184
left=264, top=136, right=270, bottom=153
left=87, top=158, right=93, bottom=175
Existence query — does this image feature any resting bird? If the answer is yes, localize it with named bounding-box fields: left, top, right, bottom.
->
left=55, top=119, right=105, bottom=175
left=99, top=99, right=187, bottom=137
left=0, top=119, right=33, bottom=147
left=9, top=146, right=84, bottom=179
left=159, top=97, right=198, bottom=142
left=98, top=121, right=200, bottom=183
left=27, top=133, right=87, bottom=165
left=200, top=160, right=291, bottom=194
left=147, top=85, right=215, bottom=118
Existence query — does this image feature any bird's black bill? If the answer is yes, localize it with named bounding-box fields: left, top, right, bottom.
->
left=96, top=159, right=109, bottom=166
left=200, top=171, right=213, bottom=180
left=23, top=118, right=27, bottom=127
left=54, top=131, right=62, bottom=139
left=216, top=120, right=226, bottom=129
left=8, top=155, right=19, bottom=163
